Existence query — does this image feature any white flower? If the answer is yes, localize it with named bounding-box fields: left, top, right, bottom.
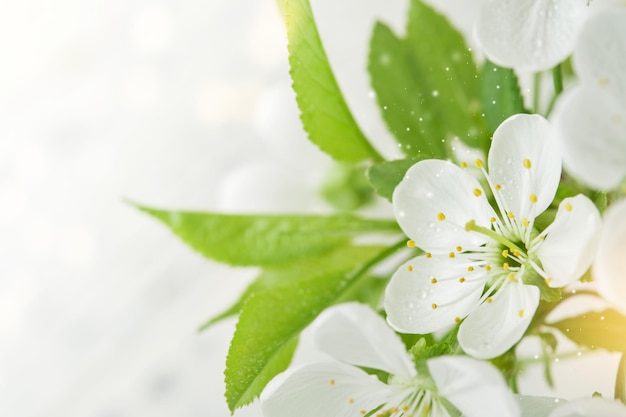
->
left=474, top=0, right=589, bottom=72
left=385, top=114, right=601, bottom=359
left=594, top=198, right=626, bottom=313
left=261, top=303, right=520, bottom=417
left=551, top=7, right=626, bottom=191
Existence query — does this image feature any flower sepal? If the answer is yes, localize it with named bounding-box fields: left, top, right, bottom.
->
left=409, top=325, right=460, bottom=375
left=523, top=272, right=562, bottom=302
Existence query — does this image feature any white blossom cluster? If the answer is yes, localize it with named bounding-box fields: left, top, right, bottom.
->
left=260, top=1, right=626, bottom=416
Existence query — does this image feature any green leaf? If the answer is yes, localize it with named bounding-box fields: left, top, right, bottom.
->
left=285, top=0, right=382, bottom=163
left=367, top=157, right=426, bottom=201
left=321, top=163, right=375, bottom=211
left=480, top=60, right=526, bottom=135
left=549, top=309, right=626, bottom=352
left=199, top=256, right=389, bottom=331
left=368, top=0, right=486, bottom=158
left=224, top=245, right=393, bottom=411
left=136, top=204, right=399, bottom=266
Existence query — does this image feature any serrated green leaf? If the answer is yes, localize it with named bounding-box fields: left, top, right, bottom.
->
left=224, top=245, right=392, bottom=411
left=136, top=204, right=399, bottom=266
left=285, top=0, right=382, bottom=163
left=368, top=0, right=486, bottom=158
left=321, top=163, right=375, bottom=211
left=550, top=309, right=626, bottom=352
left=199, top=251, right=389, bottom=331
left=480, top=60, right=526, bottom=135
left=367, top=157, right=427, bottom=201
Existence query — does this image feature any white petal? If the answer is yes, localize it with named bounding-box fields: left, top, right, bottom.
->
left=552, top=84, right=626, bottom=190
left=594, top=198, right=626, bottom=313
left=549, top=397, right=626, bottom=417
left=458, top=283, right=539, bottom=359
left=488, top=114, right=561, bottom=221
left=313, top=303, right=416, bottom=379
left=573, top=8, right=626, bottom=105
left=474, top=0, right=589, bottom=72
left=385, top=255, right=484, bottom=334
left=536, top=195, right=602, bottom=287
left=393, top=159, right=495, bottom=254
left=261, top=362, right=391, bottom=417
left=428, top=355, right=520, bottom=417
left=518, top=395, right=564, bottom=417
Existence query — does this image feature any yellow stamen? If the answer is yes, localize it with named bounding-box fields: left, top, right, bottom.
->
left=475, top=159, right=483, bottom=168
left=545, top=277, right=552, bottom=285
left=502, top=249, right=509, bottom=258
left=473, top=188, right=482, bottom=197
left=565, top=202, right=573, bottom=212
left=407, top=240, right=416, bottom=248
left=431, top=278, right=438, bottom=284
left=454, top=317, right=461, bottom=323
left=522, top=218, right=529, bottom=227
left=599, top=77, right=609, bottom=87
left=490, top=217, right=496, bottom=223
left=530, top=194, right=538, bottom=203
left=485, top=265, right=492, bottom=271
left=456, top=245, right=463, bottom=252
left=495, top=184, right=502, bottom=191
left=349, top=398, right=355, bottom=404
left=459, top=277, right=466, bottom=283
left=329, top=379, right=335, bottom=385
left=507, top=211, right=515, bottom=219
left=437, top=212, right=446, bottom=221
left=486, top=297, right=493, bottom=303
left=460, top=161, right=468, bottom=168
left=425, top=252, right=432, bottom=258
left=467, top=266, right=474, bottom=272
left=449, top=252, right=455, bottom=258
left=508, top=273, right=517, bottom=282
left=518, top=309, right=524, bottom=318
left=503, top=262, right=510, bottom=270
left=431, top=303, right=438, bottom=310
left=407, top=265, right=413, bottom=272
left=523, top=158, right=532, bottom=169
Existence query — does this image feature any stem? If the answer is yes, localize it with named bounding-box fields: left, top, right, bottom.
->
left=616, top=353, right=626, bottom=404
left=545, top=64, right=564, bottom=117
left=533, top=72, right=542, bottom=114
left=552, top=64, right=564, bottom=95
left=344, top=239, right=408, bottom=288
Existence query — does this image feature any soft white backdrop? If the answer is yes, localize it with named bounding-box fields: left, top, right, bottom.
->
left=0, top=1, right=406, bottom=416
left=0, top=1, right=618, bottom=416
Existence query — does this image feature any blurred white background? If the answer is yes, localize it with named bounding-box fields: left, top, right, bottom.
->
left=0, top=1, right=406, bottom=416
left=0, top=1, right=618, bottom=416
